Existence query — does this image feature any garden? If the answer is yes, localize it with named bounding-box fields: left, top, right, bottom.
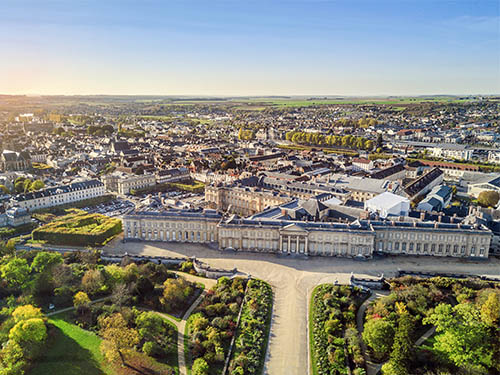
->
left=185, top=277, right=248, bottom=375
left=362, top=276, right=500, bottom=375
left=309, top=284, right=369, bottom=375
left=0, top=249, right=206, bottom=375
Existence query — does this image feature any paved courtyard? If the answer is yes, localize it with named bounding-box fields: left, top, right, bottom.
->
left=105, top=240, right=500, bottom=375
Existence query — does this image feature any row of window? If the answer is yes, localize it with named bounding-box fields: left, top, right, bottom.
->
left=378, top=231, right=488, bottom=243
left=379, top=241, right=486, bottom=256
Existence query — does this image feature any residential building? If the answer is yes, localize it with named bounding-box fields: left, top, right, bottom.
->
left=102, top=172, right=156, bottom=195
left=10, top=179, right=105, bottom=211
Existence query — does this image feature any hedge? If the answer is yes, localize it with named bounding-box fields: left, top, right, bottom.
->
left=0, top=222, right=37, bottom=240
left=32, top=210, right=122, bottom=246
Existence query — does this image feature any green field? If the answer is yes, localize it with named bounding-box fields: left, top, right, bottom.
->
left=30, top=316, right=113, bottom=375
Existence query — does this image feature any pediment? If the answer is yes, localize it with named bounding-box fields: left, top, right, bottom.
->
left=280, top=223, right=308, bottom=233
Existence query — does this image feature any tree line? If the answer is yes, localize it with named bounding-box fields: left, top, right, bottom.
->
left=285, top=131, right=374, bottom=151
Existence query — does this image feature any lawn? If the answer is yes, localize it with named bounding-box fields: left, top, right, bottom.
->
left=30, top=316, right=113, bottom=375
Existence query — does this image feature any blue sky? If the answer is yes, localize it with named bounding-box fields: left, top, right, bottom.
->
left=1, top=0, right=499, bottom=95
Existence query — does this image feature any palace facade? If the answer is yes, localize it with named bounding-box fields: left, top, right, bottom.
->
left=123, top=209, right=492, bottom=259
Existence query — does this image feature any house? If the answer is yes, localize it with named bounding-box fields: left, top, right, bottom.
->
left=352, top=158, right=374, bottom=172
left=417, top=185, right=453, bottom=212
left=10, top=179, right=105, bottom=211
left=404, top=167, right=444, bottom=199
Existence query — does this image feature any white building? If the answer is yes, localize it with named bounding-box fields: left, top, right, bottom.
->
left=488, top=151, right=500, bottom=165
left=102, top=172, right=156, bottom=195
left=10, top=179, right=105, bottom=211
left=430, top=144, right=473, bottom=161
left=364, top=192, right=410, bottom=218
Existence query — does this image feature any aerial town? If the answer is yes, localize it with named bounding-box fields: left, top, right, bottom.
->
left=0, top=95, right=499, bottom=375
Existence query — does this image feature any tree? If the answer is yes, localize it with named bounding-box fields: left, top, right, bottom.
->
left=99, top=313, right=139, bottom=365
left=14, top=181, right=25, bottom=193
left=111, top=282, right=131, bottom=306
left=29, top=180, right=45, bottom=191
left=424, top=302, right=493, bottom=371
left=480, top=292, right=500, bottom=326
left=12, top=305, right=43, bottom=323
left=192, top=358, right=209, bottom=375
left=31, top=251, right=62, bottom=273
left=384, top=303, right=414, bottom=375
left=73, top=291, right=90, bottom=309
left=0, top=184, right=10, bottom=194
left=477, top=190, right=500, bottom=208
left=0, top=257, right=30, bottom=288
left=160, top=277, right=193, bottom=311
left=82, top=268, right=105, bottom=295
left=376, top=133, right=383, bottom=149
left=22, top=179, right=32, bottom=193
left=362, top=318, right=395, bottom=359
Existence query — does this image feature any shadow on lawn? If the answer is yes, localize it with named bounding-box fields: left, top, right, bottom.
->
left=30, top=325, right=103, bottom=375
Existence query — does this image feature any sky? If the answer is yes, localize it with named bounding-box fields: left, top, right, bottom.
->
left=0, top=0, right=499, bottom=96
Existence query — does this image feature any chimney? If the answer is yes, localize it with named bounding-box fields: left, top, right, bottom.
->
left=438, top=214, right=442, bottom=223
left=420, top=211, right=425, bottom=221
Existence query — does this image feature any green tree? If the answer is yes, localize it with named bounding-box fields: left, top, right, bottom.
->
left=480, top=292, right=500, bottom=326
left=384, top=304, right=414, bottom=375
left=12, top=305, right=43, bottom=323
left=424, top=302, right=493, bottom=372
left=192, top=358, right=209, bottom=375
left=0, top=257, right=30, bottom=288
left=14, top=181, right=25, bottom=193
left=31, top=251, right=62, bottom=273
left=29, top=180, right=45, bottom=191
left=73, top=291, right=91, bottom=309
left=22, top=179, right=32, bottom=193
left=362, top=318, right=394, bottom=359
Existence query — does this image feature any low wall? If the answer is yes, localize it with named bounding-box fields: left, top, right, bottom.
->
left=192, top=257, right=237, bottom=279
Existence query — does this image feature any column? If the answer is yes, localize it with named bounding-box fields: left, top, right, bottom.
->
left=279, top=235, right=283, bottom=252
left=296, top=236, right=300, bottom=253
left=305, top=236, right=309, bottom=255
left=288, top=236, right=291, bottom=253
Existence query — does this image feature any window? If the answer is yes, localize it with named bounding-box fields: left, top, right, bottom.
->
left=424, top=244, right=429, bottom=252
left=409, top=243, right=414, bottom=251
left=416, top=243, right=421, bottom=252
left=438, top=244, right=443, bottom=253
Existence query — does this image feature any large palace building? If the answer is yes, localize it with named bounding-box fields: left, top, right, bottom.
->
left=123, top=206, right=492, bottom=259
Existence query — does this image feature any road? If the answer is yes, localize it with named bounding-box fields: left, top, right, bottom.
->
left=104, top=240, right=500, bottom=375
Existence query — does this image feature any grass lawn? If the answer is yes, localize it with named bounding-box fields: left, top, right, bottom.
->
left=30, top=316, right=113, bottom=375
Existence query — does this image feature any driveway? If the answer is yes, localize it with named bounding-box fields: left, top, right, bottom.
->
left=104, top=241, right=500, bottom=375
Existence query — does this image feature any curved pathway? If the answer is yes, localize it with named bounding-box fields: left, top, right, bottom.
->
left=150, top=272, right=216, bottom=375
left=356, top=291, right=390, bottom=375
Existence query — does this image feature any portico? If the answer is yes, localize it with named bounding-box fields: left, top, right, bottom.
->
left=280, top=224, right=309, bottom=254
